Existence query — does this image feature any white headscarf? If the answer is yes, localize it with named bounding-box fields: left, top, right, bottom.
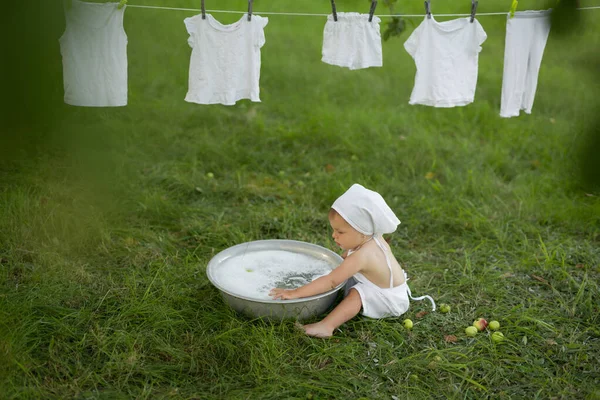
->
left=331, top=184, right=400, bottom=236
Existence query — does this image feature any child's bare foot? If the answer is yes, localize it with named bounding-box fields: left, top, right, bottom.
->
left=296, top=322, right=333, bottom=338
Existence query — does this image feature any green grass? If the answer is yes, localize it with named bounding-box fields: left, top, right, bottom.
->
left=1, top=0, right=599, bottom=398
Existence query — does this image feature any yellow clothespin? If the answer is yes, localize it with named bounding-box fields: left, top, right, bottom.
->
left=118, top=0, right=127, bottom=10
left=509, top=0, right=518, bottom=18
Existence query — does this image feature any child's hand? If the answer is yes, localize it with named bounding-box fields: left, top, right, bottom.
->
left=269, top=288, right=298, bottom=300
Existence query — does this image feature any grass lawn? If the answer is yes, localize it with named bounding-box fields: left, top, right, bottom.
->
left=1, top=0, right=599, bottom=398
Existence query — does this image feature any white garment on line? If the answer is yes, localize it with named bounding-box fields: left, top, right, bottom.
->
left=500, top=10, right=551, bottom=118
left=59, top=0, right=128, bottom=107
left=184, top=14, right=268, bottom=106
left=404, top=16, right=487, bottom=107
left=322, top=12, right=383, bottom=70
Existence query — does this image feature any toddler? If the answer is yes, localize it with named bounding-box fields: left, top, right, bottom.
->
left=270, top=184, right=436, bottom=338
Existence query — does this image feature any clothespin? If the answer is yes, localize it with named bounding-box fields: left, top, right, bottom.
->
left=201, top=0, right=206, bottom=19
left=330, top=0, right=338, bottom=22
left=470, top=0, right=478, bottom=22
left=368, top=1, right=378, bottom=22
left=117, top=0, right=127, bottom=10
left=424, top=0, right=432, bottom=19
left=247, top=0, right=253, bottom=21
left=509, top=0, right=518, bottom=18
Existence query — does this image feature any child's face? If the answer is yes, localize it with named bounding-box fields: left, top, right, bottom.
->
left=329, top=213, right=365, bottom=250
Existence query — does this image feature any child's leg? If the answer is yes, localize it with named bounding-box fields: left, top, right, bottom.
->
left=301, top=289, right=362, bottom=338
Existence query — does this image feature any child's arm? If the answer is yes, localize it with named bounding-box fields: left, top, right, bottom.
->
left=269, top=253, right=363, bottom=300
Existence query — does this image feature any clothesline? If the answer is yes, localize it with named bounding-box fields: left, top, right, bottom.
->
left=62, top=0, right=596, bottom=114
left=126, top=4, right=600, bottom=17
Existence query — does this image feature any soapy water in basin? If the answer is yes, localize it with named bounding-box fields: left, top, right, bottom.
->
left=213, top=250, right=335, bottom=300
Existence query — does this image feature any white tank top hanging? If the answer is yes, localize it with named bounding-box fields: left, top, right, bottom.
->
left=59, top=0, right=128, bottom=107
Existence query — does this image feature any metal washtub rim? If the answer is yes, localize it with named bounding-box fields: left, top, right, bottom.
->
left=207, top=239, right=345, bottom=304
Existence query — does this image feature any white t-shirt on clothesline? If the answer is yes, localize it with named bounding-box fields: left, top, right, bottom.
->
left=184, top=13, right=268, bottom=106
left=404, top=16, right=487, bottom=107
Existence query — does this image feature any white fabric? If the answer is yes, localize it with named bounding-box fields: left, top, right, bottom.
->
left=500, top=10, right=551, bottom=118
left=348, top=274, right=410, bottom=318
left=404, top=16, right=487, bottom=107
left=331, top=184, right=400, bottom=236
left=345, top=269, right=437, bottom=319
left=322, top=12, right=383, bottom=70
left=59, top=0, right=128, bottom=107
left=184, top=14, right=268, bottom=106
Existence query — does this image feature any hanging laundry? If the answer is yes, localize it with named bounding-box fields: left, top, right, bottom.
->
left=500, top=10, right=551, bottom=118
left=322, top=12, right=383, bottom=70
left=184, top=14, right=268, bottom=106
left=59, top=0, right=128, bottom=107
left=404, top=16, right=487, bottom=107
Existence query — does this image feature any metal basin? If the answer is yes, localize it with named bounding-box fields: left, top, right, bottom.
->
left=207, top=240, right=344, bottom=321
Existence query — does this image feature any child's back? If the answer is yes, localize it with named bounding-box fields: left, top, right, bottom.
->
left=346, top=235, right=406, bottom=288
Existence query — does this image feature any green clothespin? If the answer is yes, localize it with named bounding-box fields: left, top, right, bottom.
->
left=118, top=0, right=127, bottom=10
left=509, top=0, right=518, bottom=18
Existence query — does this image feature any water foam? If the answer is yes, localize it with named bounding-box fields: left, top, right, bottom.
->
left=213, top=250, right=335, bottom=300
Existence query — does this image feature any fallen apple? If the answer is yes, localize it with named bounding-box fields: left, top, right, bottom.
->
left=439, top=304, right=451, bottom=313
left=465, top=326, right=478, bottom=337
left=491, top=332, right=505, bottom=343
left=473, top=318, right=488, bottom=331
left=403, top=319, right=413, bottom=329
left=206, top=172, right=214, bottom=179
left=489, top=320, right=500, bottom=331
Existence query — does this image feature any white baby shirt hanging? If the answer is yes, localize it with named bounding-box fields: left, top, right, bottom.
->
left=404, top=16, right=487, bottom=107
left=184, top=14, right=268, bottom=106
left=322, top=12, right=383, bottom=70
left=500, top=10, right=551, bottom=118
left=59, top=0, right=128, bottom=107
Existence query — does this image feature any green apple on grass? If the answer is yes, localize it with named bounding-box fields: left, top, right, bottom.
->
left=489, top=320, right=500, bottom=330
left=403, top=319, right=413, bottom=329
left=491, top=332, right=505, bottom=343
left=465, top=326, right=478, bottom=337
